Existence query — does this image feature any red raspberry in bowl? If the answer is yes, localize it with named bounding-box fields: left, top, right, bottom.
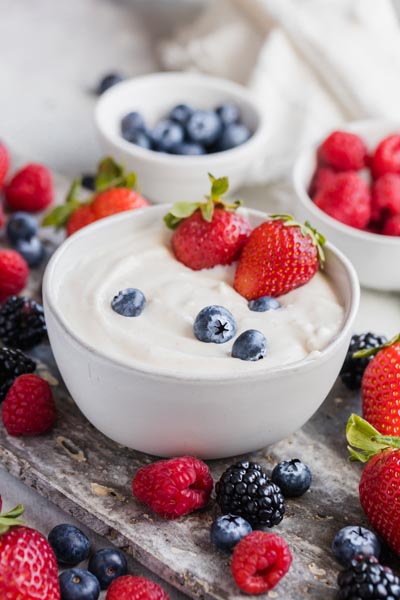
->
left=231, top=531, right=292, bottom=594
left=371, top=134, right=400, bottom=178
left=319, top=131, right=367, bottom=171
left=383, top=214, right=400, bottom=236
left=308, top=167, right=336, bottom=197
left=132, top=456, right=213, bottom=519
left=314, top=172, right=371, bottom=229
left=371, top=173, right=400, bottom=222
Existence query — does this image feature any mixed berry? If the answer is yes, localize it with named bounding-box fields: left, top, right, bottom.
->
left=271, top=458, right=312, bottom=497
left=332, top=525, right=381, bottom=567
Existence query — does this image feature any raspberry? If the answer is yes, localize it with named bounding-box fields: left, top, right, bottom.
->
left=2, top=374, right=56, bottom=436
left=319, top=131, right=367, bottom=171
left=66, top=205, right=97, bottom=237
left=371, top=134, right=400, bottom=178
left=132, top=456, right=213, bottom=519
left=309, top=167, right=336, bottom=197
left=5, top=163, right=54, bottom=212
left=383, top=214, right=400, bottom=236
left=314, top=172, right=371, bottom=229
left=106, top=575, right=169, bottom=600
left=231, top=531, right=292, bottom=594
left=0, top=249, right=29, bottom=302
left=91, top=188, right=149, bottom=220
left=0, top=142, right=10, bottom=189
left=371, top=173, right=400, bottom=222
left=0, top=202, right=4, bottom=229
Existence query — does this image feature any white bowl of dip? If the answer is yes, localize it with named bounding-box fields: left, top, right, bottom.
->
left=43, top=205, right=359, bottom=458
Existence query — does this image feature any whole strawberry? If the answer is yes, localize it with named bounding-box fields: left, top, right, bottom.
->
left=347, top=414, right=400, bottom=555
left=234, top=215, right=325, bottom=300
left=164, top=174, right=251, bottom=270
left=0, top=504, right=60, bottom=599
left=106, top=575, right=169, bottom=600
left=66, top=205, right=96, bottom=237
left=5, top=163, right=54, bottom=212
left=91, top=187, right=149, bottom=220
left=0, top=142, right=10, bottom=190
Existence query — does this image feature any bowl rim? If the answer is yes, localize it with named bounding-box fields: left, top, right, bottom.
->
left=43, top=205, right=360, bottom=384
left=293, top=118, right=400, bottom=246
left=94, top=71, right=268, bottom=167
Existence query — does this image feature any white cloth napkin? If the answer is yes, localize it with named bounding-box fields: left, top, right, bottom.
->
left=159, top=0, right=400, bottom=184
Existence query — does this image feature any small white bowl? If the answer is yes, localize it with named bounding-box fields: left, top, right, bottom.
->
left=293, top=119, right=400, bottom=291
left=43, top=205, right=359, bottom=459
left=94, top=72, right=267, bottom=204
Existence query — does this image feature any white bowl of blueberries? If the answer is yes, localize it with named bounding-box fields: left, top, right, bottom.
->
left=95, top=72, right=267, bottom=203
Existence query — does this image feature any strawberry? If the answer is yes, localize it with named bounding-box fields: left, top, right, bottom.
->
left=91, top=187, right=149, bottom=219
left=347, top=414, right=400, bottom=555
left=0, top=142, right=10, bottom=189
left=5, top=163, right=54, bottom=212
left=0, top=504, right=60, bottom=599
left=233, top=216, right=325, bottom=300
left=66, top=205, right=96, bottom=237
left=164, top=174, right=251, bottom=270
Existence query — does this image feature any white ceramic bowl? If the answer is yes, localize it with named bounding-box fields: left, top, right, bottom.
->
left=43, top=206, right=359, bottom=459
left=293, top=119, right=400, bottom=291
left=94, top=72, right=267, bottom=204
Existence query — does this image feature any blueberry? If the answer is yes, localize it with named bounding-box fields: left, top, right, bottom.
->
left=231, top=330, right=267, bottom=361
left=6, top=212, right=38, bottom=243
left=215, top=123, right=251, bottom=152
left=121, top=112, right=147, bottom=136
left=215, top=103, right=240, bottom=126
left=210, top=514, right=252, bottom=551
left=248, top=296, right=281, bottom=312
left=81, top=174, right=96, bottom=191
left=193, top=305, right=236, bottom=344
left=271, top=459, right=312, bottom=497
left=59, top=568, right=100, bottom=600
left=111, top=288, right=146, bottom=317
left=14, top=237, right=45, bottom=268
left=168, top=104, right=194, bottom=126
left=170, top=142, right=205, bottom=156
left=96, top=73, right=124, bottom=95
left=332, top=526, right=381, bottom=566
left=186, top=110, right=222, bottom=146
left=151, top=119, right=184, bottom=152
left=88, top=548, right=128, bottom=589
left=123, top=130, right=152, bottom=150
left=48, top=524, right=90, bottom=566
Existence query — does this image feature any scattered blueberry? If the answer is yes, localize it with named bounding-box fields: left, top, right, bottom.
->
left=193, top=305, right=236, bottom=344
left=111, top=288, right=146, bottom=317
left=215, top=103, right=240, bottom=126
left=151, top=119, right=184, bottom=152
left=186, top=110, right=222, bottom=147
left=122, top=130, right=152, bottom=149
left=6, top=212, right=38, bottom=243
left=210, top=514, right=252, bottom=551
left=231, top=329, right=267, bottom=361
left=121, top=111, right=146, bottom=136
left=48, top=524, right=90, bottom=565
left=248, top=296, right=281, bottom=312
left=216, top=123, right=251, bottom=151
left=96, top=73, right=124, bottom=95
left=170, top=142, right=205, bottom=156
left=332, top=526, right=381, bottom=566
left=59, top=568, right=100, bottom=600
left=14, top=237, right=45, bottom=268
left=81, top=174, right=96, bottom=191
left=168, top=104, right=194, bottom=126
left=271, top=459, right=312, bottom=497
left=88, top=548, right=128, bottom=589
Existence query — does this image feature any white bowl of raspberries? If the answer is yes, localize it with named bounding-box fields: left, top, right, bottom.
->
left=293, top=119, right=400, bottom=291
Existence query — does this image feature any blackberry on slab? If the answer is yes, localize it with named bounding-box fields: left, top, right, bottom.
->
left=0, top=347, right=35, bottom=401
left=338, top=555, right=400, bottom=599
left=0, top=296, right=46, bottom=349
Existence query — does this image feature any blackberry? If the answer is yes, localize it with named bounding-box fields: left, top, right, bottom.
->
left=0, top=347, right=36, bottom=401
left=0, top=296, right=47, bottom=349
left=215, top=461, right=285, bottom=528
left=340, top=332, right=387, bottom=390
left=338, top=555, right=400, bottom=599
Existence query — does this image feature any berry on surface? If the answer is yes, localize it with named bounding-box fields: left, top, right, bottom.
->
left=231, top=531, right=292, bottom=594
left=215, top=103, right=240, bottom=126
left=271, top=459, right=312, bottom=497
left=215, top=123, right=251, bottom=152
left=88, top=547, right=128, bottom=589
left=0, top=295, right=47, bottom=349
left=132, top=456, right=213, bottom=519
left=111, top=288, right=146, bottom=317
left=59, top=568, right=100, bottom=600
left=14, top=236, right=45, bottom=268
left=248, top=296, right=281, bottom=312
left=340, top=332, right=387, bottom=391
left=371, top=134, right=400, bottom=178
left=48, top=524, right=90, bottom=566
left=2, top=373, right=56, bottom=436
left=186, top=110, right=222, bottom=147
left=5, top=163, right=54, bottom=212
left=332, top=526, right=381, bottom=566
left=151, top=119, right=184, bottom=152
left=0, top=347, right=36, bottom=402
left=0, top=250, right=29, bottom=302
left=383, top=213, right=400, bottom=236
left=210, top=514, right=252, bottom=552
left=81, top=174, right=96, bottom=191
left=91, top=188, right=149, bottom=220
left=337, top=555, right=400, bottom=600
left=170, top=142, right=205, bottom=155
left=0, top=141, right=10, bottom=189
left=231, top=329, right=267, bottom=361
left=215, top=461, right=285, bottom=527
left=319, top=131, right=367, bottom=171
left=66, top=205, right=97, bottom=237
left=371, top=173, right=400, bottom=223
left=314, top=172, right=371, bottom=230
left=106, top=575, right=169, bottom=600
left=193, top=305, right=237, bottom=344
left=6, top=212, right=38, bottom=243
left=96, top=72, right=124, bottom=95
left=168, top=104, right=194, bottom=126
left=0, top=202, right=4, bottom=229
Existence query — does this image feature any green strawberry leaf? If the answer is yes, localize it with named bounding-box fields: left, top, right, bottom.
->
left=346, top=414, right=400, bottom=463
left=353, top=333, right=400, bottom=360
left=42, top=179, right=82, bottom=229
left=163, top=202, right=201, bottom=230
left=95, top=157, right=124, bottom=191
left=0, top=504, right=25, bottom=535
left=200, top=197, right=214, bottom=222
left=209, top=173, right=229, bottom=200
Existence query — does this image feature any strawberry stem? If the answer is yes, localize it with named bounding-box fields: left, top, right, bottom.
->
left=353, top=333, right=400, bottom=359
left=270, top=215, right=326, bottom=266
left=346, top=414, right=400, bottom=463
left=0, top=504, right=25, bottom=535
